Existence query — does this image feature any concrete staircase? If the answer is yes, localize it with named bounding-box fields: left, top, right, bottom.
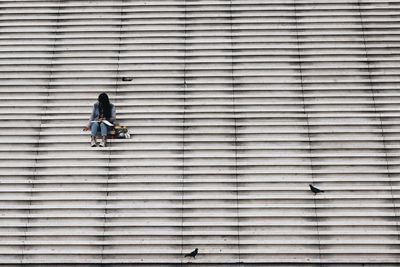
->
left=0, top=0, right=399, bottom=265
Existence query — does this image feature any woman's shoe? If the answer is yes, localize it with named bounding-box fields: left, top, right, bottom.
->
left=99, top=140, right=106, bottom=147
left=91, top=140, right=97, bottom=147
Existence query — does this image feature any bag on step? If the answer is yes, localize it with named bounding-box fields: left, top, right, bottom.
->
left=113, top=125, right=131, bottom=139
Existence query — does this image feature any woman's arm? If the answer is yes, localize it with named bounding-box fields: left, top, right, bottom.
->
left=110, top=104, right=116, bottom=123
left=87, top=104, right=97, bottom=127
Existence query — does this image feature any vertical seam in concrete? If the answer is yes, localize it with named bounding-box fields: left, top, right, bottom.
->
left=293, top=0, right=322, bottom=264
left=180, top=0, right=187, bottom=264
left=100, top=1, right=124, bottom=264
left=20, top=0, right=62, bottom=264
left=229, top=0, right=241, bottom=265
left=357, top=0, right=400, bottom=241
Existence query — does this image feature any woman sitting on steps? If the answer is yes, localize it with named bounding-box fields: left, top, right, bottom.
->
left=83, top=92, right=116, bottom=147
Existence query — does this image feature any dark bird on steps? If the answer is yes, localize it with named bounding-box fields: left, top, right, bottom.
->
left=122, top=77, right=133, bottom=81
left=309, top=184, right=324, bottom=194
left=184, top=248, right=198, bottom=258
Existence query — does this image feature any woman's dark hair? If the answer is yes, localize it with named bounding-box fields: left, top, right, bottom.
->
left=98, top=92, right=111, bottom=119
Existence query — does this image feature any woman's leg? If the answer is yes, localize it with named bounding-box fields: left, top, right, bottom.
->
left=99, top=122, right=109, bottom=147
left=91, top=122, right=100, bottom=136
left=100, top=122, right=109, bottom=137
left=90, top=122, right=99, bottom=146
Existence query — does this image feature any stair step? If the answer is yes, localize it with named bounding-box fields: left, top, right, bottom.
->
left=0, top=0, right=399, bottom=264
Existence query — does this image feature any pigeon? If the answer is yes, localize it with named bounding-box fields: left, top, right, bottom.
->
left=184, top=248, right=198, bottom=258
left=309, top=184, right=324, bottom=194
left=122, top=77, right=133, bottom=81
